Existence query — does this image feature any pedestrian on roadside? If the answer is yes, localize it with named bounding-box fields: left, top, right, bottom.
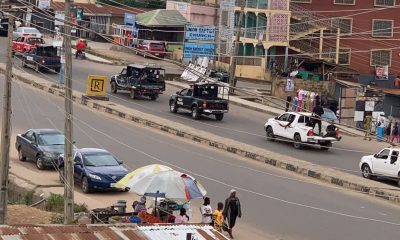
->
left=212, top=202, right=224, bottom=232
left=392, top=122, right=399, bottom=143
left=175, top=208, right=189, bottom=224
left=386, top=121, right=392, bottom=141
left=200, top=197, right=213, bottom=225
left=223, top=189, right=241, bottom=239
left=134, top=196, right=147, bottom=213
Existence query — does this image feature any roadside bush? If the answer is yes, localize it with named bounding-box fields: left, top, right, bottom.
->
left=45, top=194, right=88, bottom=213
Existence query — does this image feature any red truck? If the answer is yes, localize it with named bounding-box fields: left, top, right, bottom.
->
left=12, top=35, right=45, bottom=55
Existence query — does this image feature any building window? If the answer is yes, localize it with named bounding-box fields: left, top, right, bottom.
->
left=331, top=18, right=352, bottom=34
left=221, top=11, right=230, bottom=27
left=372, top=20, right=393, bottom=37
left=339, top=49, right=351, bottom=65
left=375, top=0, right=395, bottom=7
left=334, top=0, right=355, bottom=4
left=371, top=50, right=391, bottom=66
left=291, top=0, right=312, bottom=2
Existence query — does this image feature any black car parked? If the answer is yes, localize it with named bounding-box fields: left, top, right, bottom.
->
left=15, top=129, right=66, bottom=170
left=169, top=82, right=229, bottom=121
left=21, top=44, right=61, bottom=73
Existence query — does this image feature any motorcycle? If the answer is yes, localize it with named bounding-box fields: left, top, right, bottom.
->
left=75, top=50, right=86, bottom=59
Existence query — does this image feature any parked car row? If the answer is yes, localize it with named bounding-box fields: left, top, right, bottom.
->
left=15, top=129, right=128, bottom=193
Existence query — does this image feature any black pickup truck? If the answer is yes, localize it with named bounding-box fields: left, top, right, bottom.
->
left=169, top=82, right=229, bottom=121
left=110, top=64, right=166, bottom=100
left=21, top=44, right=61, bottom=73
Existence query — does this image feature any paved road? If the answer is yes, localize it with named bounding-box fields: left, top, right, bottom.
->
left=3, top=76, right=400, bottom=240
left=0, top=37, right=386, bottom=177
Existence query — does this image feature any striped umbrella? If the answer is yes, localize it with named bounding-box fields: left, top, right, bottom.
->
left=125, top=170, right=207, bottom=201
left=115, top=164, right=172, bottom=189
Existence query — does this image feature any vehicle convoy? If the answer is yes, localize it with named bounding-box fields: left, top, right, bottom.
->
left=110, top=64, right=166, bottom=100
left=169, top=82, right=229, bottom=121
left=12, top=35, right=45, bottom=55
left=21, top=44, right=61, bottom=73
left=264, top=112, right=340, bottom=150
left=15, top=129, right=66, bottom=170
left=58, top=148, right=128, bottom=193
left=360, top=147, right=400, bottom=185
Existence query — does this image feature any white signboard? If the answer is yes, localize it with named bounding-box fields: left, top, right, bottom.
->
left=38, top=0, right=51, bottom=9
left=55, top=11, right=65, bottom=26
left=176, top=2, right=188, bottom=11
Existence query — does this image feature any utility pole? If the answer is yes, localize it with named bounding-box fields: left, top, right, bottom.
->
left=212, top=3, right=219, bottom=70
left=335, top=28, right=340, bottom=64
left=63, top=0, right=74, bottom=224
left=0, top=14, right=14, bottom=224
left=229, top=0, right=245, bottom=90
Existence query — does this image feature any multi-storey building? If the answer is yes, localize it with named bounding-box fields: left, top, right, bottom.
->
left=291, top=0, right=400, bottom=86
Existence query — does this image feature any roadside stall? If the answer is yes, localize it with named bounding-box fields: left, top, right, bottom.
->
left=90, top=164, right=207, bottom=224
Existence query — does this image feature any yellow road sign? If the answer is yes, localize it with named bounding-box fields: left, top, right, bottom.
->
left=86, top=75, right=107, bottom=97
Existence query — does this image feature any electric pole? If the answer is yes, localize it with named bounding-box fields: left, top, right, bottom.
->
left=229, top=0, right=245, bottom=90
left=63, top=0, right=74, bottom=224
left=0, top=14, right=14, bottom=224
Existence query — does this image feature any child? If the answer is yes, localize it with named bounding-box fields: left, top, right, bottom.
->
left=212, top=202, right=224, bottom=232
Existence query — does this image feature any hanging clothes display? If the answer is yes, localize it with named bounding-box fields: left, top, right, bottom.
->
left=297, top=89, right=304, bottom=112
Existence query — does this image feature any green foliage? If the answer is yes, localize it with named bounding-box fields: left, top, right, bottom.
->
left=23, top=191, right=34, bottom=205
left=45, top=194, right=89, bottom=214
left=50, top=214, right=64, bottom=224
left=96, top=0, right=166, bottom=9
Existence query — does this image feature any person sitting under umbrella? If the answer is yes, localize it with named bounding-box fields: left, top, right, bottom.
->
left=175, top=208, right=189, bottom=224
left=134, top=196, right=147, bottom=213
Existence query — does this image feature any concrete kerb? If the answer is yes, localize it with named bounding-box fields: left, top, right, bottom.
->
left=3, top=65, right=400, bottom=205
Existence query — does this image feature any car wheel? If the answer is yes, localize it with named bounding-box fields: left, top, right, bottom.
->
left=22, top=58, right=27, bottom=68
left=191, top=106, right=200, bottom=120
left=59, top=166, right=64, bottom=183
left=293, top=134, right=303, bottom=149
left=82, top=176, right=91, bottom=193
left=266, top=127, right=275, bottom=141
left=169, top=100, right=177, bottom=113
left=130, top=89, right=136, bottom=99
left=111, top=81, right=117, bottom=94
left=215, top=113, right=224, bottom=121
left=150, top=94, right=158, bottom=101
left=35, top=155, right=45, bottom=170
left=35, top=63, right=41, bottom=72
left=18, top=147, right=26, bottom=161
left=361, top=164, right=373, bottom=179
left=320, top=142, right=332, bottom=151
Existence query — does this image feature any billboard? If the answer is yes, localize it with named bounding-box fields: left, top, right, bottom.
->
left=375, top=66, right=388, bottom=80
left=183, top=43, right=215, bottom=59
left=124, top=13, right=136, bottom=26
left=185, top=24, right=216, bottom=41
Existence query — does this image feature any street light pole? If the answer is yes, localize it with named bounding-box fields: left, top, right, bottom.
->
left=63, top=0, right=74, bottom=224
left=0, top=14, right=14, bottom=224
left=229, top=0, right=245, bottom=90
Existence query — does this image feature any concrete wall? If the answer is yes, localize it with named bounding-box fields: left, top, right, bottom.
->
left=384, top=95, right=400, bottom=117
left=216, top=59, right=271, bottom=81
left=359, top=75, right=396, bottom=89
left=166, top=1, right=217, bottom=26
left=275, top=78, right=335, bottom=100
left=293, top=0, right=400, bottom=77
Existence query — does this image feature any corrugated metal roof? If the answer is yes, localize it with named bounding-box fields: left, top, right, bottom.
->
left=136, top=9, right=188, bottom=27
left=0, top=224, right=229, bottom=240
left=51, top=2, right=145, bottom=16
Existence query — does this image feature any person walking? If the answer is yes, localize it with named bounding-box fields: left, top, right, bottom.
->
left=386, top=121, right=392, bottom=141
left=392, top=122, right=399, bottom=143
left=223, top=190, right=241, bottom=239
left=200, top=197, right=213, bottom=225
left=212, top=202, right=224, bottom=232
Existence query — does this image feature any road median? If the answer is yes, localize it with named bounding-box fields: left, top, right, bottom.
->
left=2, top=62, right=400, bottom=205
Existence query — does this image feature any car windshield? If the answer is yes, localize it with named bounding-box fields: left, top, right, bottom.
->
left=38, top=133, right=64, bottom=146
left=27, top=38, right=44, bottom=44
left=322, top=109, right=337, bottom=121
left=24, top=28, right=40, bottom=34
left=82, top=152, right=120, bottom=167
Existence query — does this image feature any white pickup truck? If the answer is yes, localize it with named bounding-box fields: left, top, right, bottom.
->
left=264, top=112, right=339, bottom=150
left=359, top=147, right=400, bottom=184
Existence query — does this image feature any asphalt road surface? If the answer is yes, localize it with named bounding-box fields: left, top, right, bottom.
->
left=2, top=76, right=400, bottom=240
left=0, top=37, right=385, bottom=177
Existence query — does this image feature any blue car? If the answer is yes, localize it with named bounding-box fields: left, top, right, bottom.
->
left=58, top=148, right=128, bottom=193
